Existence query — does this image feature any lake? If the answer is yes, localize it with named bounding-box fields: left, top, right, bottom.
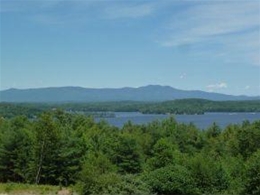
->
left=96, top=112, right=260, bottom=129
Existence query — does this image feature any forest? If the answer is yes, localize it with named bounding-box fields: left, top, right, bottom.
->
left=1, top=99, right=260, bottom=118
left=0, top=109, right=260, bottom=195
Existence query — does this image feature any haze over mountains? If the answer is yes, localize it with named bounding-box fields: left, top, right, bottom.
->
left=0, top=85, right=259, bottom=103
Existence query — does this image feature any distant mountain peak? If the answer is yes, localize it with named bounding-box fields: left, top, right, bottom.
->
left=138, top=85, right=176, bottom=91
left=0, top=85, right=259, bottom=102
left=140, top=84, right=172, bottom=88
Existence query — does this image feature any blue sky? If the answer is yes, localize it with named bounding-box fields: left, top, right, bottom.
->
left=1, top=0, right=260, bottom=96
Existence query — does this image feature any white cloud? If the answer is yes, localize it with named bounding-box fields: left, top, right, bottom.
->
left=207, top=82, right=228, bottom=91
left=179, top=73, right=186, bottom=79
left=245, top=85, right=250, bottom=90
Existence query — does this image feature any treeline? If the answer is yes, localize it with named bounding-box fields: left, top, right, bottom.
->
left=0, top=103, right=45, bottom=118
left=141, top=99, right=260, bottom=114
left=0, top=110, right=260, bottom=195
left=1, top=99, right=260, bottom=118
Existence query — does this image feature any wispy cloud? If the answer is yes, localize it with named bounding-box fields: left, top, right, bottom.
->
left=159, top=1, right=260, bottom=66
left=207, top=82, right=227, bottom=92
left=161, top=2, right=259, bottom=45
left=2, top=1, right=259, bottom=67
left=0, top=0, right=64, bottom=13
left=104, top=3, right=155, bottom=19
left=1, top=1, right=157, bottom=26
left=0, top=0, right=155, bottom=16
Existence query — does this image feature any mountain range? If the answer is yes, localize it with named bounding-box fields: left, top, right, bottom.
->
left=0, top=85, right=259, bottom=102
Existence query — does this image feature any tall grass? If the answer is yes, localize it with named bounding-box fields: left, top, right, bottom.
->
left=0, top=183, right=60, bottom=194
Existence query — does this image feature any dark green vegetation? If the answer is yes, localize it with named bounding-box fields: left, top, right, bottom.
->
left=1, top=99, right=260, bottom=118
left=140, top=99, right=260, bottom=114
left=0, top=110, right=260, bottom=195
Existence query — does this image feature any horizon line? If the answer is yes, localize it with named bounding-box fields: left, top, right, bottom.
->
left=1, top=85, right=259, bottom=97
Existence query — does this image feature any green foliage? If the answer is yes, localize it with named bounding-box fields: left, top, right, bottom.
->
left=111, top=133, right=143, bottom=174
left=111, top=174, right=151, bottom=195
left=206, top=122, right=221, bottom=138
left=0, top=103, right=45, bottom=118
left=76, top=173, right=151, bottom=195
left=147, top=138, right=177, bottom=170
left=236, top=121, right=260, bottom=159
left=0, top=110, right=259, bottom=195
left=0, top=116, right=33, bottom=182
left=145, top=164, right=199, bottom=195
left=220, top=155, right=246, bottom=194
left=1, top=99, right=260, bottom=118
left=32, top=113, right=62, bottom=184
left=188, top=153, right=230, bottom=194
left=244, top=149, right=260, bottom=195
left=76, top=152, right=117, bottom=195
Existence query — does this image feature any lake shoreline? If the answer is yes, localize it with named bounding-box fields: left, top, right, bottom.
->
left=95, top=111, right=260, bottom=129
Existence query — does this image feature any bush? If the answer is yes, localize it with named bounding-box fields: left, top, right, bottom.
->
left=145, top=164, right=199, bottom=195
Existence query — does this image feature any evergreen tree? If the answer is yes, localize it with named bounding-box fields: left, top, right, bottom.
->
left=32, top=113, right=62, bottom=185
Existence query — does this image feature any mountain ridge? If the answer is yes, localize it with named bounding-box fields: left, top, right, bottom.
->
left=0, top=85, right=259, bottom=102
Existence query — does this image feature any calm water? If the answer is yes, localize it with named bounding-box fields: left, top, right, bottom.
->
left=96, top=112, right=260, bottom=129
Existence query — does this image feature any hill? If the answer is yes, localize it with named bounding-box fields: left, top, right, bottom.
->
left=0, top=85, right=259, bottom=102
left=1, top=99, right=260, bottom=118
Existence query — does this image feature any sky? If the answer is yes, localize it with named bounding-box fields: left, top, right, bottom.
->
left=0, top=0, right=260, bottom=96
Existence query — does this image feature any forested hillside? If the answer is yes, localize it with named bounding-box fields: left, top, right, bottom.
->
left=1, top=99, right=260, bottom=118
left=0, top=110, right=259, bottom=195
